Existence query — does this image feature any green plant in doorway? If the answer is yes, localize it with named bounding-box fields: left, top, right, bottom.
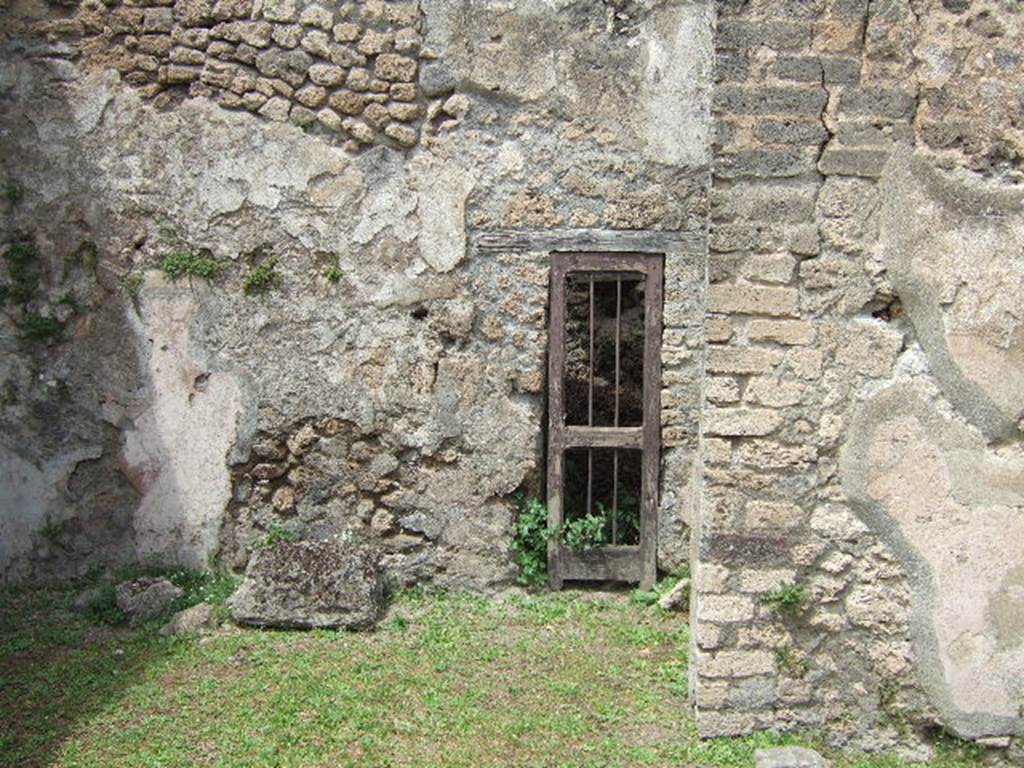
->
left=511, top=494, right=550, bottom=586
left=560, top=513, right=608, bottom=552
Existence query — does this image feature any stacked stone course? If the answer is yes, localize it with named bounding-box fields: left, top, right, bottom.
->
left=697, top=0, right=916, bottom=746
left=62, top=0, right=460, bottom=148
left=694, top=0, right=1024, bottom=751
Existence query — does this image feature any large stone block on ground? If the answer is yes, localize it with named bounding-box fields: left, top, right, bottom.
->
left=230, top=539, right=384, bottom=629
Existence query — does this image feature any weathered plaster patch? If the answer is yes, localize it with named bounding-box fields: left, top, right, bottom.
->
left=122, top=278, right=242, bottom=569
left=843, top=383, right=1024, bottom=738
left=877, top=153, right=1024, bottom=440
left=641, top=1, right=713, bottom=167
left=410, top=151, right=476, bottom=273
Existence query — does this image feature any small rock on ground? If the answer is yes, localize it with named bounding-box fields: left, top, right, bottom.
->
left=159, top=603, right=220, bottom=636
left=754, top=747, right=829, bottom=768
left=115, top=577, right=184, bottom=627
left=658, top=577, right=690, bottom=611
left=71, top=587, right=102, bottom=613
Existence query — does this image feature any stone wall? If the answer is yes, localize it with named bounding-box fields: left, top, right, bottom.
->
left=2, top=0, right=1023, bottom=755
left=692, top=0, right=1024, bottom=752
left=0, top=0, right=712, bottom=586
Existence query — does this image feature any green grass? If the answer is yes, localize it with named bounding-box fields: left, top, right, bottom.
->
left=0, top=586, right=990, bottom=768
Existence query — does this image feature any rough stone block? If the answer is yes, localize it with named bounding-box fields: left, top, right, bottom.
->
left=116, top=577, right=184, bottom=627
left=738, top=569, right=797, bottom=593
left=333, top=22, right=360, bottom=42
left=696, top=709, right=766, bottom=737
left=299, top=4, right=333, bottom=30
left=706, top=317, right=734, bottom=343
left=698, top=679, right=730, bottom=707
left=736, top=440, right=817, bottom=469
left=700, top=594, right=755, bottom=622
left=715, top=118, right=737, bottom=148
left=740, top=253, right=796, bottom=284
left=294, top=84, right=327, bottom=108
left=704, top=437, right=732, bottom=465
left=258, top=95, right=291, bottom=121
left=142, top=8, right=174, bottom=32
left=717, top=20, right=809, bottom=51
left=708, top=285, right=799, bottom=317
left=715, top=52, right=750, bottom=82
left=705, top=408, right=782, bottom=437
left=707, top=376, right=740, bottom=404
left=754, top=119, right=829, bottom=146
left=300, top=30, right=332, bottom=58
left=785, top=348, right=823, bottom=380
left=846, top=583, right=902, bottom=629
left=838, top=87, right=916, bottom=120
left=329, top=89, right=366, bottom=115
left=271, top=24, right=302, bottom=48
left=700, top=649, right=775, bottom=678
left=375, top=53, right=417, bottom=82
left=835, top=319, right=902, bottom=376
left=231, top=538, right=385, bottom=629
left=160, top=64, right=200, bottom=84
left=139, top=34, right=174, bottom=57
left=159, top=603, right=219, bottom=636
left=712, top=183, right=818, bottom=223
left=748, top=319, right=814, bottom=346
left=729, top=676, right=779, bottom=708
left=717, top=148, right=819, bottom=179
left=744, top=376, right=804, bottom=407
left=388, top=101, right=419, bottom=122
left=419, top=60, right=455, bottom=97
left=174, top=0, right=213, bottom=26
left=212, top=0, right=251, bottom=20
left=710, top=222, right=761, bottom=252
left=774, top=55, right=860, bottom=84
left=809, top=505, right=868, bottom=541
left=384, top=122, right=417, bottom=147
left=308, top=63, right=345, bottom=86
left=706, top=347, right=783, bottom=375
left=714, top=86, right=827, bottom=117
left=261, top=0, right=296, bottom=22
left=818, top=147, right=889, bottom=178
left=746, top=500, right=803, bottom=529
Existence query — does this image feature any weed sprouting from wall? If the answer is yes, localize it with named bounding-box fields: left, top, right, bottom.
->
left=159, top=250, right=223, bottom=281
left=242, top=256, right=280, bottom=295
left=761, top=582, right=810, bottom=617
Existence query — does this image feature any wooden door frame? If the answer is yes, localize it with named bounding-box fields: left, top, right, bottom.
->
left=546, top=251, right=663, bottom=591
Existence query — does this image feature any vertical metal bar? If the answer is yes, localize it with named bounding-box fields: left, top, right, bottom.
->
left=614, top=277, right=621, bottom=427
left=640, top=258, right=663, bottom=591
left=546, top=255, right=568, bottom=590
left=612, top=277, right=621, bottom=544
left=586, top=278, right=594, bottom=517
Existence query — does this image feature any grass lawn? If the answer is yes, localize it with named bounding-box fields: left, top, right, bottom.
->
left=0, top=583, right=989, bottom=768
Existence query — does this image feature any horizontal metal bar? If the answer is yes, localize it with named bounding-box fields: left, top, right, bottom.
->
left=553, top=252, right=661, bottom=275
left=559, top=545, right=643, bottom=583
left=564, top=425, right=644, bottom=449
left=566, top=271, right=644, bottom=283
